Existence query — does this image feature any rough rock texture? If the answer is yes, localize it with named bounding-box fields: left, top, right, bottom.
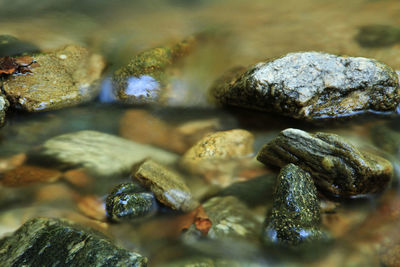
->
left=0, top=217, right=147, bottom=266
left=257, top=128, right=393, bottom=197
left=355, top=24, right=400, bottom=48
left=2, top=45, right=105, bottom=112
left=0, top=93, right=9, bottom=126
left=112, top=37, right=195, bottom=104
left=262, top=164, right=327, bottom=246
left=210, top=52, right=400, bottom=121
left=33, top=130, right=179, bottom=176
left=132, top=159, right=196, bottom=212
left=183, top=196, right=261, bottom=242
left=106, top=183, right=157, bottom=222
left=180, top=129, right=254, bottom=185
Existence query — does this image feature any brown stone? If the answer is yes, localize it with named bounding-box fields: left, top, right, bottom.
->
left=1, top=165, right=61, bottom=187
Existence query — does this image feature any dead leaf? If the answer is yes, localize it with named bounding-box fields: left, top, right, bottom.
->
left=0, top=56, right=37, bottom=75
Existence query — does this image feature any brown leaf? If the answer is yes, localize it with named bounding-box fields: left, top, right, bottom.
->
left=0, top=56, right=37, bottom=75
left=76, top=195, right=106, bottom=221
left=193, top=205, right=212, bottom=235
left=1, top=165, right=62, bottom=187
left=0, top=56, right=18, bottom=75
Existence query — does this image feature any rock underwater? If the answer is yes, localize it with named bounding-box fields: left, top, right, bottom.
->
left=209, top=52, right=400, bottom=121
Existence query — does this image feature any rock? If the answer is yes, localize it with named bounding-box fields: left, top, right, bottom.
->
left=370, top=124, right=400, bottom=156
left=132, top=159, right=196, bottom=212
left=257, top=128, right=393, bottom=197
left=180, top=129, right=254, bottom=185
left=355, top=24, right=400, bottom=48
left=112, top=37, right=196, bottom=104
left=209, top=52, right=400, bottom=121
left=183, top=196, right=261, bottom=241
left=120, top=109, right=221, bottom=154
left=218, top=174, right=276, bottom=206
left=262, top=164, right=328, bottom=247
left=0, top=154, right=26, bottom=174
left=1, top=165, right=61, bottom=187
left=0, top=35, right=39, bottom=56
left=106, top=183, right=157, bottom=222
left=165, top=257, right=263, bottom=267
left=381, top=245, right=400, bottom=267
left=32, top=130, right=179, bottom=177
left=0, top=217, right=147, bottom=266
left=2, top=45, right=105, bottom=112
left=0, top=93, right=9, bottom=126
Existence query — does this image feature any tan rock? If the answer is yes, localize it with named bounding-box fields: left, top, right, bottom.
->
left=1, top=165, right=61, bottom=187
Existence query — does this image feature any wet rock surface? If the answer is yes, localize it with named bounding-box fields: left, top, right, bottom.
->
left=33, top=130, right=179, bottom=176
left=112, top=37, right=195, bottom=104
left=2, top=45, right=105, bottom=112
left=132, top=159, right=196, bottom=212
left=209, top=52, right=400, bottom=121
left=0, top=217, right=147, bottom=266
left=262, top=164, right=328, bottom=247
left=0, top=93, right=9, bottom=126
left=183, top=196, right=261, bottom=241
left=180, top=129, right=254, bottom=185
left=106, top=183, right=157, bottom=222
left=257, top=128, right=393, bottom=197
left=355, top=24, right=400, bottom=48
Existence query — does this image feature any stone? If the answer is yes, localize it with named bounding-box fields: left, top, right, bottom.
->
left=112, top=37, right=196, bottom=104
left=106, top=183, right=157, bottom=222
left=1, top=165, right=62, bottom=187
left=257, top=128, right=393, bottom=198
left=218, top=174, right=276, bottom=206
left=183, top=196, right=261, bottom=242
left=33, top=130, right=179, bottom=177
left=180, top=129, right=254, bottom=185
left=120, top=109, right=221, bottom=154
left=262, top=164, right=328, bottom=247
left=209, top=52, right=400, bottom=121
left=0, top=93, right=9, bottom=126
left=132, top=159, right=196, bottom=212
left=2, top=45, right=105, bottom=112
left=0, top=217, right=147, bottom=266
left=370, top=124, right=400, bottom=156
left=355, top=24, right=400, bottom=48
left=0, top=35, right=39, bottom=57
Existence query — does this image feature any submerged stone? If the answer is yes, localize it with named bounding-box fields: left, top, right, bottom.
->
left=180, top=129, right=254, bottom=185
left=3, top=45, right=105, bottom=112
left=257, top=128, right=393, bottom=197
left=355, top=24, right=400, bottom=48
left=132, top=159, right=196, bottom=212
left=33, top=130, right=179, bottom=176
left=0, top=217, right=147, bottom=266
left=106, top=183, right=157, bottom=222
left=0, top=35, right=39, bottom=57
left=112, top=37, right=196, bottom=104
left=0, top=93, right=9, bottom=126
left=209, top=52, right=400, bottom=121
left=262, top=164, right=328, bottom=247
left=370, top=124, right=400, bottom=156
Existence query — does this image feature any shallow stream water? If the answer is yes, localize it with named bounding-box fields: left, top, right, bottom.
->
left=1, top=0, right=400, bottom=266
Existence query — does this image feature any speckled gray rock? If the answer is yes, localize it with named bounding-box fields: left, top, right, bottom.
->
left=257, top=128, right=393, bottom=197
left=183, top=196, right=261, bottom=242
left=0, top=93, right=9, bottom=126
left=0, top=217, right=147, bottom=266
left=33, top=130, right=179, bottom=176
left=262, top=164, right=328, bottom=246
left=2, top=45, right=105, bottom=112
left=210, top=52, right=400, bottom=121
left=132, top=159, right=196, bottom=212
left=106, top=183, right=157, bottom=222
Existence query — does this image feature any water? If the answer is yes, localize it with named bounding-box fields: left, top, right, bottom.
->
left=1, top=0, right=400, bottom=266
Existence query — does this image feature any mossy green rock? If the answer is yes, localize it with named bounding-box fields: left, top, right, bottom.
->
left=257, top=128, right=393, bottom=197
left=132, top=159, right=196, bottom=212
left=0, top=93, right=9, bottom=126
left=0, top=35, right=39, bottom=56
left=3, top=45, right=105, bottom=112
left=209, top=52, right=400, bottom=121
left=355, top=24, right=400, bottom=48
left=0, top=217, right=147, bottom=266
left=262, top=164, right=327, bottom=246
left=106, top=183, right=157, bottom=222
left=112, top=37, right=195, bottom=104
